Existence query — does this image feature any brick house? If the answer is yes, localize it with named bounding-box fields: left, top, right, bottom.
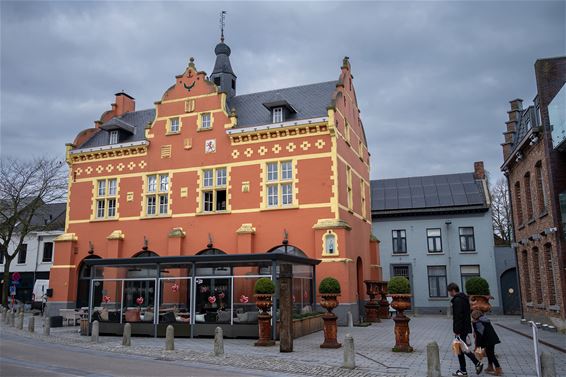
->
left=500, top=56, right=566, bottom=330
left=48, top=35, right=380, bottom=324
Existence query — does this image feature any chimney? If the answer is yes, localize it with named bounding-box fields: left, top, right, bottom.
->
left=502, top=98, right=523, bottom=160
left=114, top=92, right=135, bottom=116
left=473, top=161, right=485, bottom=180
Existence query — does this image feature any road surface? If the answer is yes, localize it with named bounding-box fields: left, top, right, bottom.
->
left=0, top=332, right=286, bottom=377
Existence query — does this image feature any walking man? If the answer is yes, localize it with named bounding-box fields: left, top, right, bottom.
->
left=448, top=282, right=483, bottom=376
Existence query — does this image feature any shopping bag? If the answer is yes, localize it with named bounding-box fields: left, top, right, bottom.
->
left=457, top=336, right=470, bottom=354
left=474, top=347, right=485, bottom=361
left=451, top=338, right=461, bottom=355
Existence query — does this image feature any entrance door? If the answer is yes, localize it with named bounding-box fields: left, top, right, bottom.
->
left=500, top=268, right=520, bottom=315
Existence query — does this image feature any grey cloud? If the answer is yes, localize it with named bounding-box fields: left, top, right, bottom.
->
left=1, top=1, right=564, bottom=181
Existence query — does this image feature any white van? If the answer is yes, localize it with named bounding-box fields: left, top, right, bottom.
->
left=32, top=279, right=49, bottom=310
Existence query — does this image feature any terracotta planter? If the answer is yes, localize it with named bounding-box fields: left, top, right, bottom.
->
left=389, top=294, right=413, bottom=352
left=319, top=293, right=341, bottom=348
left=254, top=293, right=275, bottom=346
left=375, top=281, right=390, bottom=319
left=469, top=295, right=492, bottom=313
left=364, top=280, right=381, bottom=323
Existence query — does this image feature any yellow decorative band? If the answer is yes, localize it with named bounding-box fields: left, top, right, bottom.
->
left=50, top=265, right=77, bottom=269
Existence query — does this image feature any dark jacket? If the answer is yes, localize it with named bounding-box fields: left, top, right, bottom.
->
left=451, top=292, right=472, bottom=335
left=473, top=316, right=501, bottom=347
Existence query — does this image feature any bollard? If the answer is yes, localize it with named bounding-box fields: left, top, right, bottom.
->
left=347, top=311, right=354, bottom=328
left=0, top=307, right=5, bottom=322
left=16, top=312, right=24, bottom=329
left=426, top=341, right=441, bottom=377
left=91, top=320, right=99, bottom=342
left=343, top=333, right=355, bottom=369
left=541, top=352, right=556, bottom=377
left=213, top=326, right=224, bottom=357
left=10, top=311, right=16, bottom=327
left=4, top=309, right=9, bottom=324
left=43, top=316, right=50, bottom=336
left=166, top=325, right=174, bottom=351
left=28, top=316, right=35, bottom=333
left=122, top=323, right=131, bottom=346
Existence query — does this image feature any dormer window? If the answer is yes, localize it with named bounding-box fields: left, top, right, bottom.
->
left=109, top=130, right=119, bottom=144
left=272, top=107, right=284, bottom=123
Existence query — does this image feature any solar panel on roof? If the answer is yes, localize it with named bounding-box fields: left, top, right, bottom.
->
left=398, top=187, right=411, bottom=198
left=412, top=196, right=426, bottom=208
left=433, top=175, right=449, bottom=184
left=397, top=178, right=410, bottom=188
left=385, top=197, right=399, bottom=209
left=452, top=194, right=469, bottom=205
left=438, top=194, right=454, bottom=206
left=466, top=193, right=484, bottom=204
left=421, top=176, right=435, bottom=185
left=398, top=197, right=412, bottom=208
left=437, top=184, right=451, bottom=195
left=463, top=182, right=479, bottom=193
left=425, top=195, right=440, bottom=206
left=424, top=185, right=437, bottom=195
left=450, top=183, right=465, bottom=194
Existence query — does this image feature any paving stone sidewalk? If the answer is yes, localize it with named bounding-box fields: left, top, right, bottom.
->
left=2, top=314, right=564, bottom=377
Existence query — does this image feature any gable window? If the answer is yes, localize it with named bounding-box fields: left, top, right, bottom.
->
left=514, top=182, right=523, bottom=225
left=392, top=230, right=407, bottom=254
left=460, top=265, right=480, bottom=289
left=427, top=228, right=442, bottom=253
left=145, top=174, right=169, bottom=216
left=344, top=121, right=351, bottom=143
left=42, top=242, right=54, bottom=262
left=346, top=166, right=353, bottom=210
left=201, top=113, right=212, bottom=129
left=109, top=130, right=119, bottom=144
left=459, top=227, right=475, bottom=252
left=272, top=107, right=283, bottom=123
left=427, top=266, right=447, bottom=297
left=265, top=160, right=293, bottom=208
left=17, top=244, right=27, bottom=264
left=201, top=167, right=228, bottom=212
left=169, top=117, right=180, bottom=133
left=95, top=178, right=117, bottom=219
left=535, top=162, right=547, bottom=215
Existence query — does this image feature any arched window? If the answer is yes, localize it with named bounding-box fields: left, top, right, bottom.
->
left=535, top=162, right=547, bottom=215
left=524, top=172, right=533, bottom=220
left=544, top=244, right=557, bottom=306
left=514, top=182, right=523, bottom=225
left=521, top=250, right=532, bottom=303
left=133, top=250, right=159, bottom=258
left=532, top=247, right=543, bottom=304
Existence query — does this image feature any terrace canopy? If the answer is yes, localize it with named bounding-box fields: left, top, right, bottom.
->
left=84, top=245, right=320, bottom=338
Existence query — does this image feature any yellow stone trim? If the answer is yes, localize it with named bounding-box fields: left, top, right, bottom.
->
left=168, top=227, right=186, bottom=238
left=165, top=116, right=183, bottom=135
left=91, top=178, right=120, bottom=221
left=70, top=146, right=148, bottom=165
left=338, top=203, right=366, bottom=222
left=159, top=92, right=219, bottom=104
left=236, top=223, right=256, bottom=234
left=107, top=230, right=125, bottom=240
left=50, top=265, right=77, bottom=269
left=320, top=258, right=353, bottom=263
left=261, top=158, right=297, bottom=210
left=229, top=123, right=329, bottom=145
left=54, top=233, right=78, bottom=242
left=312, top=218, right=352, bottom=230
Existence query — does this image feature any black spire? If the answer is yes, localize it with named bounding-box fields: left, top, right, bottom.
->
left=210, top=11, right=236, bottom=97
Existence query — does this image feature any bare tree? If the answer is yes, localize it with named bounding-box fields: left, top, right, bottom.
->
left=490, top=177, right=512, bottom=243
left=0, top=157, right=67, bottom=307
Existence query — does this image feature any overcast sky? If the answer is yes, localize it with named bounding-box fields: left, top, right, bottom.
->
left=1, top=1, right=564, bottom=180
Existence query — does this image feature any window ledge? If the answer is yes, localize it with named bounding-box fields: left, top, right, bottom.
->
left=427, top=252, right=445, bottom=255
left=90, top=218, right=119, bottom=223
left=548, top=305, right=560, bottom=312
left=196, top=210, right=231, bottom=216
left=538, top=211, right=548, bottom=219
left=140, top=214, right=172, bottom=220
left=460, top=251, right=478, bottom=254
left=528, top=218, right=536, bottom=225
left=518, top=224, right=525, bottom=230
left=260, top=205, right=298, bottom=212
left=392, top=253, right=409, bottom=257
left=197, top=127, right=213, bottom=132
left=321, top=253, right=340, bottom=257
left=165, top=131, right=181, bottom=136
left=428, top=297, right=450, bottom=301
left=526, top=302, right=534, bottom=307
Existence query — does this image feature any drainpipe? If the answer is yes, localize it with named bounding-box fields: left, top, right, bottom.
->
left=34, top=234, right=42, bottom=292
left=445, top=220, right=452, bottom=285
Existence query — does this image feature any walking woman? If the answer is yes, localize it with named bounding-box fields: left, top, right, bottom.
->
left=472, top=310, right=503, bottom=375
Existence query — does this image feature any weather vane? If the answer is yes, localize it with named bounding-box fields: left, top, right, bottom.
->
left=220, top=10, right=227, bottom=42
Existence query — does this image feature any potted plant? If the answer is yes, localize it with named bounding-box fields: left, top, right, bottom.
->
left=388, top=276, right=413, bottom=352
left=465, top=277, right=492, bottom=313
left=319, top=277, right=341, bottom=348
left=254, top=277, right=275, bottom=346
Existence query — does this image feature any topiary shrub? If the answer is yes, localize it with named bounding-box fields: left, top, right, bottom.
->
left=465, top=277, right=490, bottom=296
left=388, top=276, right=411, bottom=294
left=254, top=278, right=275, bottom=294
left=319, top=277, right=341, bottom=294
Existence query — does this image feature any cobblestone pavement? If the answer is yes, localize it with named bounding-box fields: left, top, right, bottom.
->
left=1, top=314, right=564, bottom=377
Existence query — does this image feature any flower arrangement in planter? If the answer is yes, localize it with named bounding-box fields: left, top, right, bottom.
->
left=387, top=276, right=413, bottom=352
left=465, top=277, right=492, bottom=313
left=254, top=278, right=275, bottom=346
left=318, top=277, right=342, bottom=349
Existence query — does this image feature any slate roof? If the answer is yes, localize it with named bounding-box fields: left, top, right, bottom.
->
left=371, top=172, right=488, bottom=217
left=78, top=109, right=155, bottom=149
left=228, top=81, right=337, bottom=128
left=508, top=105, right=539, bottom=155
left=30, top=202, right=66, bottom=231
left=76, top=81, right=337, bottom=149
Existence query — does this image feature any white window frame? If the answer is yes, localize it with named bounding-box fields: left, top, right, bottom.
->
left=200, top=167, right=228, bottom=213
left=109, top=130, right=119, bottom=144
left=272, top=107, right=283, bottom=123
left=201, top=113, right=212, bottom=129
left=170, top=117, right=180, bottom=133
left=95, top=178, right=118, bottom=220
left=265, top=160, right=294, bottom=208
left=145, top=174, right=170, bottom=217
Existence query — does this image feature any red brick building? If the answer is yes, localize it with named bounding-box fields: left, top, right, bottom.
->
left=49, top=37, right=380, bottom=323
left=501, top=56, right=566, bottom=330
